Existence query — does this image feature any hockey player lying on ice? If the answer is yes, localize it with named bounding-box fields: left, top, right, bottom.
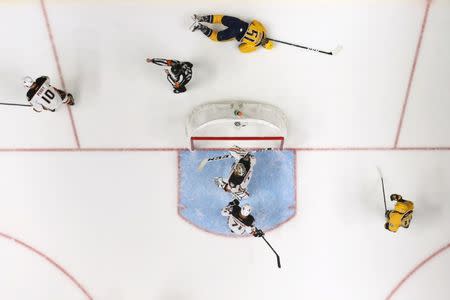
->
left=214, top=146, right=256, bottom=200
left=221, top=199, right=264, bottom=237
left=23, top=76, right=74, bottom=113
left=190, top=14, right=274, bottom=53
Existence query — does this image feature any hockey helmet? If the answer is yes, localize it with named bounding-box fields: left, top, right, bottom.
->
left=23, top=76, right=34, bottom=88
left=170, top=63, right=182, bottom=76
left=234, top=163, right=246, bottom=177
left=390, top=194, right=402, bottom=201
left=241, top=204, right=252, bottom=217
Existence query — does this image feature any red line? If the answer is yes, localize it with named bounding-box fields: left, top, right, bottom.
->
left=0, top=232, right=93, bottom=300
left=40, top=0, right=80, bottom=148
left=0, top=147, right=184, bottom=152
left=386, top=242, right=449, bottom=299
left=290, top=146, right=450, bottom=151
left=391, top=146, right=450, bottom=151
left=177, top=149, right=181, bottom=215
left=394, top=0, right=432, bottom=148
left=293, top=150, right=298, bottom=212
left=0, top=146, right=449, bottom=152
left=191, top=136, right=284, bottom=141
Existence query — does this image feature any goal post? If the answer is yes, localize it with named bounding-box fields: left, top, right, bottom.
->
left=186, top=102, right=288, bottom=150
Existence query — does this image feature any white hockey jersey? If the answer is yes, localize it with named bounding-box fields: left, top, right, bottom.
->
left=27, top=77, right=63, bottom=112
left=221, top=203, right=255, bottom=235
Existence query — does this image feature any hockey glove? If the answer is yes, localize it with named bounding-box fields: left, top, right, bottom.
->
left=174, top=86, right=187, bottom=94
left=228, top=199, right=240, bottom=207
left=253, top=229, right=265, bottom=237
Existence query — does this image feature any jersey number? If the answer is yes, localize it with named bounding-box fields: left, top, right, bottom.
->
left=41, top=90, right=55, bottom=104
left=244, top=30, right=258, bottom=42
left=401, top=211, right=413, bottom=227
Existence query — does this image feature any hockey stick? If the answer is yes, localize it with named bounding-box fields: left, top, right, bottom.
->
left=261, top=235, right=281, bottom=269
left=0, top=102, right=31, bottom=107
left=267, top=38, right=342, bottom=56
left=197, top=147, right=276, bottom=171
left=197, top=154, right=232, bottom=171
left=377, top=167, right=388, bottom=212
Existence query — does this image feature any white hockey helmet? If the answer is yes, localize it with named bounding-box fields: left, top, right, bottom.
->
left=23, top=76, right=34, bottom=88
left=241, top=204, right=252, bottom=217
left=234, top=163, right=246, bottom=176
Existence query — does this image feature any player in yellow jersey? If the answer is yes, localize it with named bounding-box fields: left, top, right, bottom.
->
left=385, top=194, right=414, bottom=233
left=190, top=14, right=274, bottom=53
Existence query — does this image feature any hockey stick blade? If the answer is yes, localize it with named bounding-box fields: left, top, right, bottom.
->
left=197, top=147, right=276, bottom=172
left=262, top=236, right=281, bottom=269
left=331, top=45, right=343, bottom=55
left=376, top=166, right=383, bottom=178
left=197, top=154, right=232, bottom=171
left=197, top=158, right=209, bottom=171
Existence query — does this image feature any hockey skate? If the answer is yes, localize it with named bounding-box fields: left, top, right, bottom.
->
left=66, top=93, right=75, bottom=106
left=191, top=14, right=209, bottom=23
left=232, top=189, right=250, bottom=200
left=189, top=19, right=201, bottom=32
left=190, top=15, right=210, bottom=32
left=191, top=14, right=200, bottom=22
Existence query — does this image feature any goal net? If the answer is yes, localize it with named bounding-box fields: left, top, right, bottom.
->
left=186, top=102, right=288, bottom=150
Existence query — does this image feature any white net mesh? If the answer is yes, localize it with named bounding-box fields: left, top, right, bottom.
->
left=186, top=102, right=288, bottom=150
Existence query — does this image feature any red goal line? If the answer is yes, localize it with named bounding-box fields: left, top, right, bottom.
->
left=190, top=136, right=285, bottom=150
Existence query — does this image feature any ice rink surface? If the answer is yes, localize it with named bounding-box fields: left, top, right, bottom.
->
left=0, top=0, right=449, bottom=299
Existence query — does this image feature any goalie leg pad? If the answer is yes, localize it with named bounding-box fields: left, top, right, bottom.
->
left=231, top=189, right=249, bottom=200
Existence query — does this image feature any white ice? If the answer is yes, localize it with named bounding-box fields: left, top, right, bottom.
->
left=0, top=0, right=449, bottom=299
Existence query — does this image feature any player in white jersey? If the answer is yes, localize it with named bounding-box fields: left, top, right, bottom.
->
left=221, top=199, right=264, bottom=237
left=23, top=76, right=74, bottom=112
left=214, top=146, right=256, bottom=200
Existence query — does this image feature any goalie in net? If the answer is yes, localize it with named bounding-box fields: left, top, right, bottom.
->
left=214, top=146, right=256, bottom=200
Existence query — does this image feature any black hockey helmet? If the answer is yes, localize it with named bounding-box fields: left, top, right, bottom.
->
left=390, top=194, right=402, bottom=201
left=170, top=63, right=182, bottom=76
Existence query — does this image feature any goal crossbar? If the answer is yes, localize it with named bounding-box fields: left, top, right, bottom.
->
left=186, top=101, right=288, bottom=150
left=190, top=136, right=285, bottom=150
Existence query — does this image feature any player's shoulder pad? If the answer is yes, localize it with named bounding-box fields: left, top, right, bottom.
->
left=35, top=76, right=49, bottom=86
